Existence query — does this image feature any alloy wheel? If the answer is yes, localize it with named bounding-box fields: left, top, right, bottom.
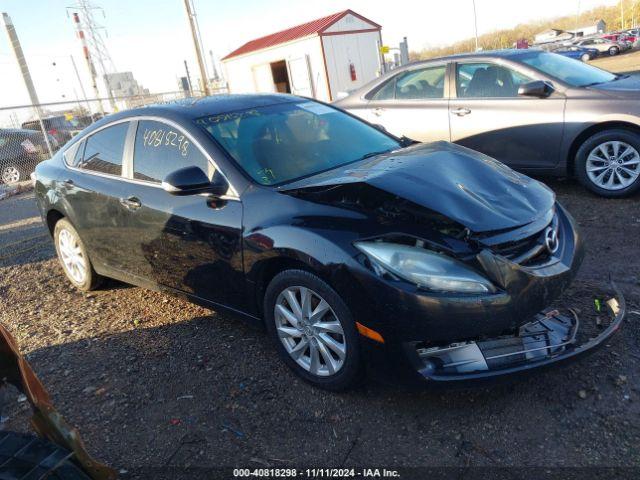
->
left=1, top=166, right=20, bottom=184
left=58, top=228, right=87, bottom=284
left=586, top=141, right=640, bottom=191
left=274, top=286, right=346, bottom=377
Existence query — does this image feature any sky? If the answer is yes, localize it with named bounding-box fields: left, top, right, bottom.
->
left=0, top=0, right=619, bottom=118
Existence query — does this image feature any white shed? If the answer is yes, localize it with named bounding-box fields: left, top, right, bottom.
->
left=221, top=10, right=382, bottom=102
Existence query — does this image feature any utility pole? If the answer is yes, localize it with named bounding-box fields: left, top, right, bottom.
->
left=2, top=12, right=54, bottom=158
left=575, top=0, right=581, bottom=31
left=184, top=60, right=193, bottom=96
left=183, top=0, right=211, bottom=96
left=472, top=0, right=479, bottom=51
left=209, top=49, right=219, bottom=82
left=72, top=12, right=104, bottom=114
left=68, top=1, right=117, bottom=111
left=621, top=0, right=626, bottom=30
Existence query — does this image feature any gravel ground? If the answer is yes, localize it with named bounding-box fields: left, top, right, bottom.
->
left=0, top=181, right=639, bottom=477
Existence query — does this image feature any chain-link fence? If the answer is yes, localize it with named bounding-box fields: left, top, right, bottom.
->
left=0, top=88, right=227, bottom=188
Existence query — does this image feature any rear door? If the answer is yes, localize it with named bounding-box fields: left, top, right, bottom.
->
left=61, top=121, right=134, bottom=271
left=448, top=60, right=565, bottom=170
left=118, top=119, right=245, bottom=309
left=359, top=63, right=450, bottom=142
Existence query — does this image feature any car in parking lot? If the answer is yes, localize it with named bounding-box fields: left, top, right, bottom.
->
left=573, top=36, right=625, bottom=55
left=0, top=128, right=55, bottom=184
left=335, top=49, right=640, bottom=197
left=32, top=94, right=625, bottom=390
left=550, top=45, right=598, bottom=62
left=22, top=115, right=81, bottom=147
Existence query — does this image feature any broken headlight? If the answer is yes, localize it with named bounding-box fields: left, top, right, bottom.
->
left=355, top=241, right=496, bottom=294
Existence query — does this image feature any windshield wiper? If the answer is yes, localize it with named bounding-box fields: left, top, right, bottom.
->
left=583, top=74, right=630, bottom=87
left=357, top=149, right=394, bottom=161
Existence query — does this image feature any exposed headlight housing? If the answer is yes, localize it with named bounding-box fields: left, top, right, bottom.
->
left=355, top=241, right=495, bottom=294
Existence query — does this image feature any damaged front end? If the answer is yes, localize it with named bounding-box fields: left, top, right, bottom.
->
left=0, top=324, right=116, bottom=480
left=416, top=285, right=625, bottom=381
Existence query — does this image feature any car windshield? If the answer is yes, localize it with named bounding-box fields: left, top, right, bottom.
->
left=196, top=101, right=401, bottom=185
left=518, top=51, right=617, bottom=87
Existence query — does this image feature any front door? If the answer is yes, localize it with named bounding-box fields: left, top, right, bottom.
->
left=360, top=63, right=450, bottom=143
left=449, top=61, right=566, bottom=170
left=119, top=119, right=245, bottom=310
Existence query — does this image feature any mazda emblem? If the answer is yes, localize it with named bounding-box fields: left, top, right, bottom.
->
left=544, top=225, right=559, bottom=254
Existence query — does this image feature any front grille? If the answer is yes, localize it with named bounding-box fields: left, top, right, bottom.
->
left=489, top=214, right=559, bottom=266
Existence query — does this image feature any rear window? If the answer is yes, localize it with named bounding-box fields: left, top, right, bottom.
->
left=78, top=122, right=129, bottom=176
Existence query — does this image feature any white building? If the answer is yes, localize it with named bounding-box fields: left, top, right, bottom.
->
left=568, top=20, right=607, bottom=38
left=221, top=10, right=383, bottom=102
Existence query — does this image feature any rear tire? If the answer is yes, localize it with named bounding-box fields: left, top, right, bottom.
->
left=608, top=46, right=619, bottom=56
left=264, top=269, right=364, bottom=391
left=580, top=53, right=590, bottom=62
left=1, top=165, right=23, bottom=184
left=54, top=218, right=103, bottom=291
left=575, top=129, right=640, bottom=197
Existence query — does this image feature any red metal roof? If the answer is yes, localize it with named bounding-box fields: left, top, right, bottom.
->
left=221, top=9, right=380, bottom=61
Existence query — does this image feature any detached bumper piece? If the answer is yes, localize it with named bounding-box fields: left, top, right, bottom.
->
left=416, top=283, right=625, bottom=382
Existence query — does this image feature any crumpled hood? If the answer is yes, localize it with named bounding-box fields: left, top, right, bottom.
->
left=279, top=142, right=555, bottom=232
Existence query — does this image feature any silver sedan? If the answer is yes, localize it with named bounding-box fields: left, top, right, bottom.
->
left=335, top=49, right=640, bottom=197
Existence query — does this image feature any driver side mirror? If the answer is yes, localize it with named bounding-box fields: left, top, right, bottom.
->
left=162, top=166, right=228, bottom=197
left=518, top=80, right=554, bottom=98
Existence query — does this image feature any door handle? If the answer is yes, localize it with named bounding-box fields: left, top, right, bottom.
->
left=451, top=107, right=471, bottom=116
left=372, top=107, right=385, bottom=116
left=119, top=196, right=142, bottom=211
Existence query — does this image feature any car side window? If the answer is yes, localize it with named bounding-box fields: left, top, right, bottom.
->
left=456, top=62, right=532, bottom=98
left=133, top=120, right=212, bottom=183
left=63, top=140, right=85, bottom=167
left=370, top=77, right=396, bottom=101
left=79, top=122, right=129, bottom=176
left=370, top=66, right=446, bottom=101
left=394, top=65, right=446, bottom=99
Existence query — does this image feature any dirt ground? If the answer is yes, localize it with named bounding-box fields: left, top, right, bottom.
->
left=0, top=181, right=639, bottom=478
left=591, top=47, right=640, bottom=73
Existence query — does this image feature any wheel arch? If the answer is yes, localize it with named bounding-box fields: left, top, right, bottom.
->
left=251, top=254, right=324, bottom=318
left=45, top=209, right=65, bottom=236
left=567, top=121, right=640, bottom=176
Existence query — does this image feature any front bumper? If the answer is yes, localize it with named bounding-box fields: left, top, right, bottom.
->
left=345, top=203, right=624, bottom=385
left=414, top=282, right=625, bottom=382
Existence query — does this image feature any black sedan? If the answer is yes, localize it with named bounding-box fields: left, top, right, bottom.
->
left=33, top=94, right=625, bottom=390
left=1, top=128, right=54, bottom=184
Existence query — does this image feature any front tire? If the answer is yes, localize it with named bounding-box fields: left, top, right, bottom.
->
left=609, top=46, right=619, bottom=56
left=54, top=218, right=102, bottom=291
left=575, top=129, right=640, bottom=197
left=264, top=269, right=363, bottom=391
left=581, top=53, right=590, bottom=62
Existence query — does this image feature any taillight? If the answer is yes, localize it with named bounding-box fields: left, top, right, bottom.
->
left=21, top=139, right=37, bottom=154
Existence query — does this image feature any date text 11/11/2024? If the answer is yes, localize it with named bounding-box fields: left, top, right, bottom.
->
left=232, top=468, right=401, bottom=478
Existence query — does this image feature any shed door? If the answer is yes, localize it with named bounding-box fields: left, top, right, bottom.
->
left=252, top=64, right=275, bottom=92
left=286, top=56, right=314, bottom=97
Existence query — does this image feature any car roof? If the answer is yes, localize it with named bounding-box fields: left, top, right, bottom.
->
left=109, top=93, right=302, bottom=122
left=404, top=48, right=541, bottom=66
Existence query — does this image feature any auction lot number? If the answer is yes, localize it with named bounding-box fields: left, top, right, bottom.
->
left=233, top=468, right=400, bottom=478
